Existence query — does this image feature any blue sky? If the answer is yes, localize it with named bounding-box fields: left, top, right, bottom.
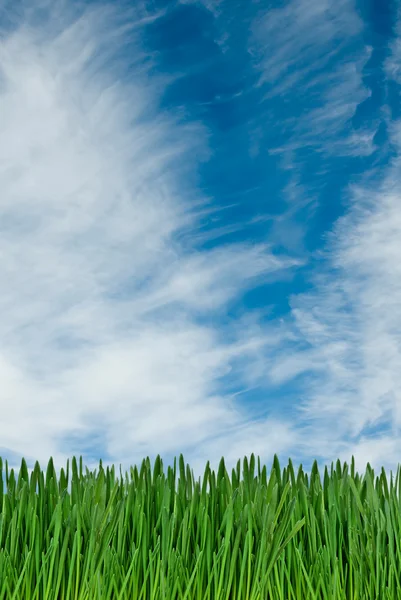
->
left=1, top=0, right=401, bottom=482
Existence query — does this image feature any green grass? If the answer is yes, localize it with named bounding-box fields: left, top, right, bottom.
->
left=0, top=453, right=400, bottom=599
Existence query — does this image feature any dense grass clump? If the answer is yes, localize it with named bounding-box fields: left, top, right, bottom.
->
left=0, top=454, right=400, bottom=599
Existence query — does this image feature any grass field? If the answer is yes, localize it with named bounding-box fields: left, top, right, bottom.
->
left=0, top=453, right=400, bottom=599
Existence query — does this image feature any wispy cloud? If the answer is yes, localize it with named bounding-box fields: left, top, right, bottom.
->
left=270, top=124, right=401, bottom=473
left=385, top=4, right=401, bottom=85
left=254, top=0, right=361, bottom=86
left=251, top=0, right=376, bottom=157
left=236, top=0, right=401, bottom=477
left=244, top=0, right=379, bottom=263
left=0, top=1, right=301, bottom=477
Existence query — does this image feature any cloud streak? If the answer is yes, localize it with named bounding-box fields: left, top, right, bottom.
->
left=252, top=0, right=376, bottom=158
left=235, top=0, right=401, bottom=477
left=272, top=123, right=401, bottom=473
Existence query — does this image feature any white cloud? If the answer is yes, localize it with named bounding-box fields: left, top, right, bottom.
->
left=0, top=1, right=301, bottom=477
left=385, top=3, right=401, bottom=85
left=236, top=0, right=401, bottom=478
left=253, top=0, right=361, bottom=86
left=252, top=0, right=376, bottom=158
left=267, top=118, right=401, bottom=475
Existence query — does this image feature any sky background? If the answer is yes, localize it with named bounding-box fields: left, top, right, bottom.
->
left=1, top=0, right=401, bottom=483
